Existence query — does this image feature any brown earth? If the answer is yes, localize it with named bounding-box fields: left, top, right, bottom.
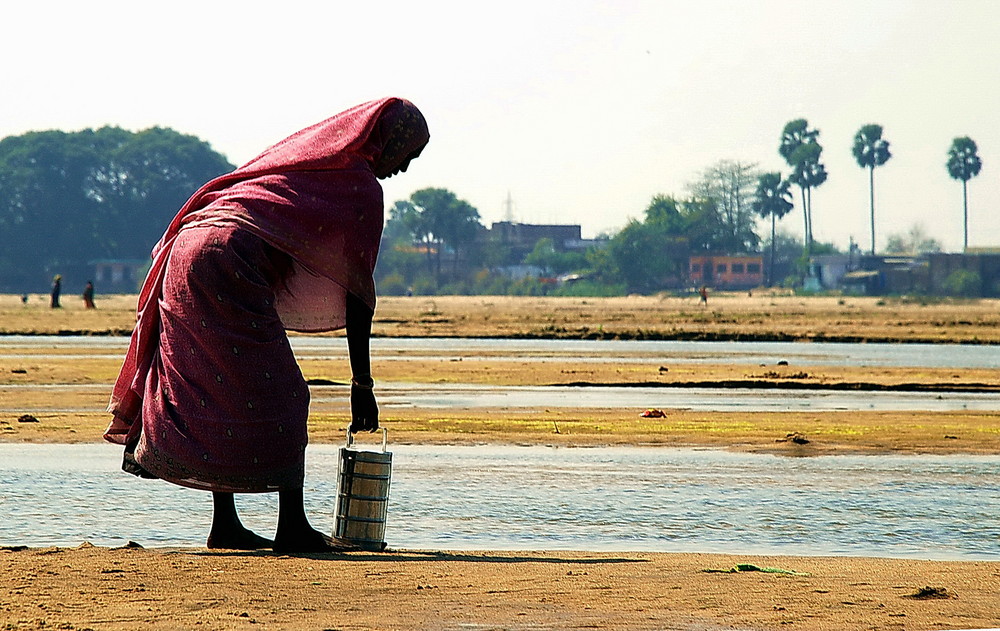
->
left=2, top=293, right=999, bottom=630
left=4, top=291, right=1000, bottom=344
left=3, top=544, right=998, bottom=631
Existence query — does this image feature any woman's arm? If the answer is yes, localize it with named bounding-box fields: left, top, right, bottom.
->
left=345, top=292, right=379, bottom=432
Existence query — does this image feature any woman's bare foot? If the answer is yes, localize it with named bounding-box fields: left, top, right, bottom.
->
left=208, top=491, right=273, bottom=549
left=272, top=527, right=359, bottom=553
left=207, top=525, right=274, bottom=550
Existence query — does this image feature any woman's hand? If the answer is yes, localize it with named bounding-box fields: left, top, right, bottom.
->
left=345, top=293, right=377, bottom=433
left=350, top=383, right=379, bottom=433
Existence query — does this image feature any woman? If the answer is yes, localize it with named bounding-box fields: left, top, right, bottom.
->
left=104, top=97, right=429, bottom=552
left=82, top=281, right=95, bottom=309
left=50, top=274, right=62, bottom=308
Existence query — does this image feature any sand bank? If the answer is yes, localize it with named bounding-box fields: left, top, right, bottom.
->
left=3, top=544, right=999, bottom=630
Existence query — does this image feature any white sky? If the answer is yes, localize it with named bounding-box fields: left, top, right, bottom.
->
left=3, top=0, right=999, bottom=252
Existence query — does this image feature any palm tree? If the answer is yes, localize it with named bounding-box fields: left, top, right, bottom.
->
left=779, top=119, right=824, bottom=255
left=752, top=172, right=794, bottom=286
left=946, top=137, right=983, bottom=251
left=788, top=142, right=827, bottom=255
left=852, top=124, right=892, bottom=255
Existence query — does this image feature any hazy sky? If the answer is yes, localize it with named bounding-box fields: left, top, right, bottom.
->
left=4, top=0, right=999, bottom=252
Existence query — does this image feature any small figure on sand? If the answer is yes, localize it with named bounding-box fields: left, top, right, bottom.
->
left=82, top=281, right=96, bottom=309
left=50, top=275, right=62, bottom=308
left=104, top=98, right=429, bottom=553
left=699, top=285, right=708, bottom=306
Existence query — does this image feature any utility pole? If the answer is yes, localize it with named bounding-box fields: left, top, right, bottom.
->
left=502, top=191, right=516, bottom=223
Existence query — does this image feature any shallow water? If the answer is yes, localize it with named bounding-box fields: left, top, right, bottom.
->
left=2, top=444, right=997, bottom=560
left=364, top=383, right=1000, bottom=412
left=4, top=335, right=1000, bottom=368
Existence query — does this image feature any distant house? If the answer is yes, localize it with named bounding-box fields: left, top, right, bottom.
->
left=688, top=255, right=763, bottom=290
left=490, top=221, right=581, bottom=249
left=90, top=259, right=147, bottom=292
left=927, top=251, right=1000, bottom=296
left=488, top=221, right=606, bottom=256
left=808, top=255, right=853, bottom=290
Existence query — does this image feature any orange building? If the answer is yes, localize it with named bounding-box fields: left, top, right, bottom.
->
left=688, top=255, right=763, bottom=290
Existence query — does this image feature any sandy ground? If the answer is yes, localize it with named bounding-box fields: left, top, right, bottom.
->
left=3, top=544, right=999, bottom=631
left=2, top=294, right=999, bottom=630
left=4, top=292, right=1000, bottom=344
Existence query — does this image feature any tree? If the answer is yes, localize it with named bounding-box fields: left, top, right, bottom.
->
left=605, top=196, right=695, bottom=292
left=852, top=124, right=892, bottom=255
left=523, top=238, right=586, bottom=276
left=883, top=224, right=942, bottom=255
left=751, top=172, right=793, bottom=286
left=779, top=119, right=826, bottom=255
left=407, top=188, right=483, bottom=283
left=946, top=136, right=983, bottom=251
left=687, top=160, right=761, bottom=253
left=0, top=126, right=233, bottom=292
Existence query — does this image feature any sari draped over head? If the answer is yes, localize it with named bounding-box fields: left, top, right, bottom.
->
left=104, top=98, right=430, bottom=471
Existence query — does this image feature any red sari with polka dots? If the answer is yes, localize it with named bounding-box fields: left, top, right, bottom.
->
left=104, top=98, right=429, bottom=492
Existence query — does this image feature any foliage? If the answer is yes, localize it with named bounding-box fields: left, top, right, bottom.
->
left=409, top=188, right=482, bottom=282
left=605, top=196, right=697, bottom=292
left=778, top=119, right=826, bottom=255
left=941, top=269, right=981, bottom=297
left=523, top=238, right=587, bottom=276
left=0, top=127, right=234, bottom=292
left=852, top=124, right=892, bottom=255
left=751, top=172, right=793, bottom=286
left=946, top=136, right=982, bottom=251
left=687, top=160, right=761, bottom=253
left=851, top=124, right=892, bottom=170
left=883, top=224, right=942, bottom=255
left=946, top=136, right=983, bottom=182
left=761, top=230, right=808, bottom=286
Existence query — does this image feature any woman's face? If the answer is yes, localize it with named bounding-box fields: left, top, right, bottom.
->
left=370, top=102, right=429, bottom=179
left=374, top=146, right=424, bottom=180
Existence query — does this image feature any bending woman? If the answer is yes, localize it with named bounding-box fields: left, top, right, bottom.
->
left=104, top=98, right=429, bottom=552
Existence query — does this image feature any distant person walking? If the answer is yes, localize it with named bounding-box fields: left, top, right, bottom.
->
left=50, top=275, right=62, bottom=308
left=699, top=285, right=708, bottom=306
left=82, top=281, right=96, bottom=309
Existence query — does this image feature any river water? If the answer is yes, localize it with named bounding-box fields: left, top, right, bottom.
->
left=3, top=337, right=998, bottom=559
left=2, top=443, right=997, bottom=560
left=3, top=335, right=1000, bottom=368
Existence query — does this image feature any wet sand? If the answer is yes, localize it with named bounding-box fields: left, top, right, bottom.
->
left=2, top=294, right=999, bottom=630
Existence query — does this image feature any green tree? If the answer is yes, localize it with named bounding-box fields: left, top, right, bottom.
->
left=852, top=124, right=892, bottom=255
left=408, top=188, right=483, bottom=283
left=0, top=126, right=233, bottom=292
left=941, top=269, right=981, bottom=297
left=606, top=196, right=698, bottom=292
left=946, top=136, right=983, bottom=251
left=751, top=172, right=794, bottom=286
left=779, top=119, right=826, bottom=255
left=523, top=237, right=586, bottom=276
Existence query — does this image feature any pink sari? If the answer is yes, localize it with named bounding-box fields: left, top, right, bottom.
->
left=105, top=98, right=428, bottom=492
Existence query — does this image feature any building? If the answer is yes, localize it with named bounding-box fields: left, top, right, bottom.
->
left=807, top=255, right=853, bottom=290
left=688, top=255, right=763, bottom=290
left=489, top=221, right=581, bottom=249
left=90, top=259, right=147, bottom=292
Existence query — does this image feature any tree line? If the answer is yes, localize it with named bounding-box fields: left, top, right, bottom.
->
left=0, top=122, right=984, bottom=295
left=0, top=127, right=234, bottom=292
